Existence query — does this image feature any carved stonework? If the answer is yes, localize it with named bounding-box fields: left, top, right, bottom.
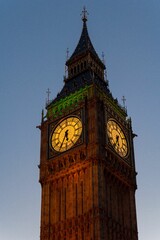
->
left=40, top=207, right=138, bottom=240
left=105, top=150, right=136, bottom=187
left=46, top=149, right=86, bottom=177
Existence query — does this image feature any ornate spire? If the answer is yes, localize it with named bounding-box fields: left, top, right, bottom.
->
left=81, top=6, right=89, bottom=22
left=66, top=7, right=104, bottom=68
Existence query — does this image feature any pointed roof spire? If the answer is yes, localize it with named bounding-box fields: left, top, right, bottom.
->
left=66, top=7, right=104, bottom=68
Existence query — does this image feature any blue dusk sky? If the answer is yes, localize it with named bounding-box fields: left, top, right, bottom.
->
left=0, top=1, right=160, bottom=239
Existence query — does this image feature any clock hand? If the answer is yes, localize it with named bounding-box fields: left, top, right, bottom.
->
left=115, top=135, right=119, bottom=146
left=59, top=135, right=65, bottom=150
left=59, top=129, right=69, bottom=150
left=65, top=129, right=69, bottom=141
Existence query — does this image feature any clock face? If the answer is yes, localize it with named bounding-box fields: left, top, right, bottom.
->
left=107, top=120, right=128, bottom=157
left=50, top=116, right=82, bottom=152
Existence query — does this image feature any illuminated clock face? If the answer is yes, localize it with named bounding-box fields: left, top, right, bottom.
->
left=107, top=120, right=128, bottom=157
left=51, top=116, right=82, bottom=152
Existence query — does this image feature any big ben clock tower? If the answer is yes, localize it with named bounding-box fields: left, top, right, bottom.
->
left=38, top=8, right=139, bottom=240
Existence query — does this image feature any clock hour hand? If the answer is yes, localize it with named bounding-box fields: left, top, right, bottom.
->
left=65, top=129, right=69, bottom=141
left=59, top=129, right=69, bottom=150
left=115, top=135, right=119, bottom=146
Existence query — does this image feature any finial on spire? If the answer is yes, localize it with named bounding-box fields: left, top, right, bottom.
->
left=46, top=88, right=51, bottom=106
left=81, top=6, right=89, bottom=22
left=65, top=48, right=69, bottom=79
left=122, top=95, right=126, bottom=108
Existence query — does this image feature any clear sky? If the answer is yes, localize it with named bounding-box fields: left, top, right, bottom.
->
left=0, top=0, right=160, bottom=239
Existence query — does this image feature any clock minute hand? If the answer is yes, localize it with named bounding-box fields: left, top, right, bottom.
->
left=59, top=129, right=69, bottom=150
left=59, top=135, right=65, bottom=150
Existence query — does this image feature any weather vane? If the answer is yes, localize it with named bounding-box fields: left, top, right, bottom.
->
left=81, top=6, right=89, bottom=22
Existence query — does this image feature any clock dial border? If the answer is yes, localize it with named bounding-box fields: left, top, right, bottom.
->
left=107, top=119, right=128, bottom=158
left=51, top=116, right=82, bottom=152
left=48, top=112, right=84, bottom=158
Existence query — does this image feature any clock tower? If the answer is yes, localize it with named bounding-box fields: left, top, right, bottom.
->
left=38, top=8, right=138, bottom=240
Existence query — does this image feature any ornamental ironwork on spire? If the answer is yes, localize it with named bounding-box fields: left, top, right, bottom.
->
left=81, top=6, right=88, bottom=22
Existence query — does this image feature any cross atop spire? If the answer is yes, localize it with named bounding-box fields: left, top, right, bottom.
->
left=81, top=6, right=89, bottom=22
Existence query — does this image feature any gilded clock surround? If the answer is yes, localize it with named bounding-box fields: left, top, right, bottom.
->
left=107, top=119, right=128, bottom=158
left=50, top=116, right=82, bottom=153
left=48, top=110, right=84, bottom=158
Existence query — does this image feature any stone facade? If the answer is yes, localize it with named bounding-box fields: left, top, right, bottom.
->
left=38, top=8, right=138, bottom=240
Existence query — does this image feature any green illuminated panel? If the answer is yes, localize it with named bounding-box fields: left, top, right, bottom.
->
left=47, top=86, right=91, bottom=119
